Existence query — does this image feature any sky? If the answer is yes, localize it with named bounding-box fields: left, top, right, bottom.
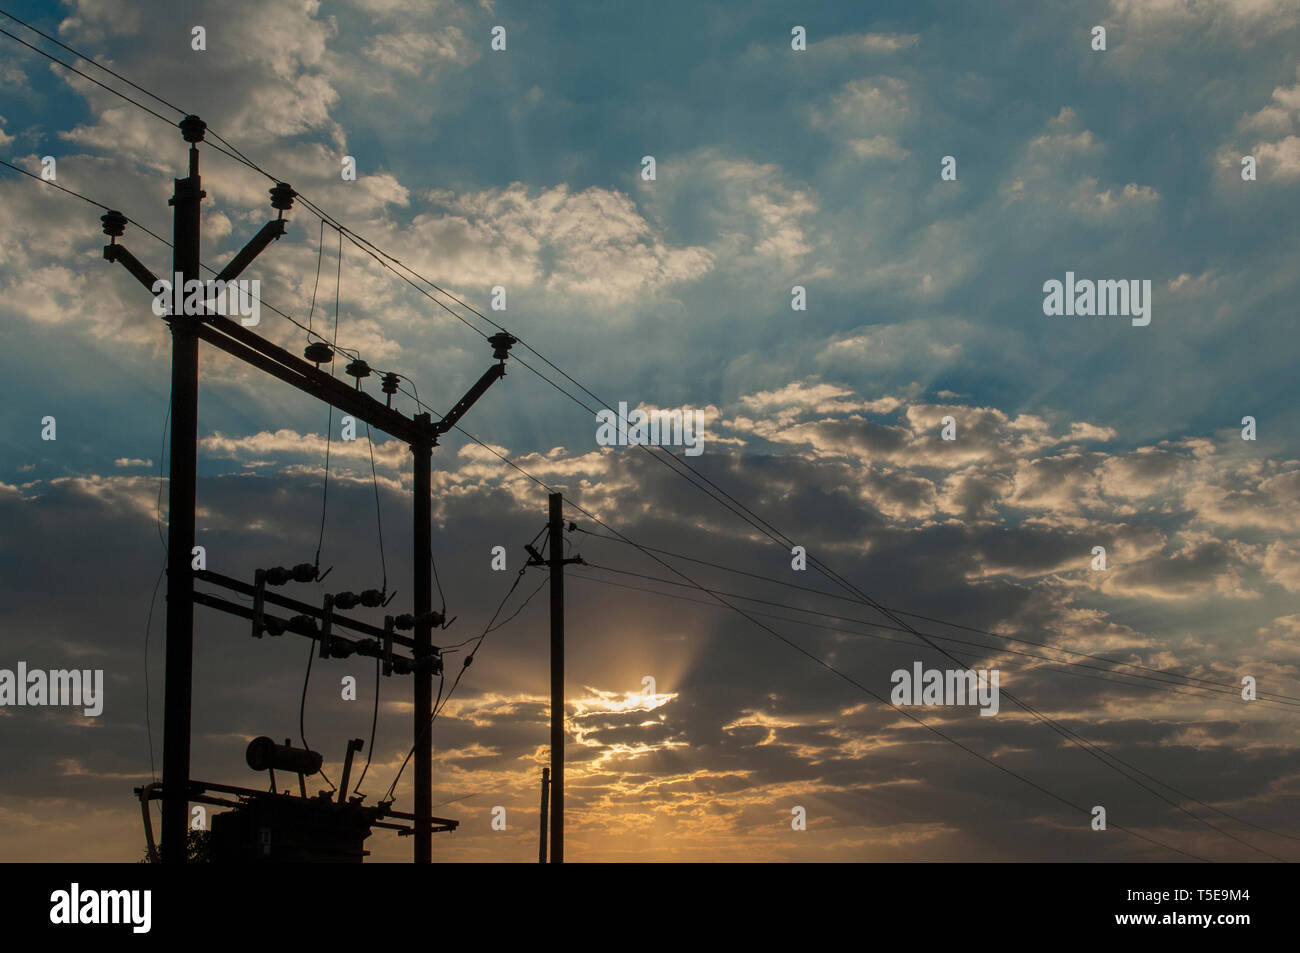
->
left=0, top=0, right=1298, bottom=862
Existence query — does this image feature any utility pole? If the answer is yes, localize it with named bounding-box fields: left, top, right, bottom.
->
left=412, top=415, right=434, bottom=863
left=539, top=766, right=550, bottom=863
left=548, top=494, right=565, bottom=863
left=162, top=116, right=205, bottom=865
left=527, top=492, right=582, bottom=862
left=100, top=114, right=516, bottom=862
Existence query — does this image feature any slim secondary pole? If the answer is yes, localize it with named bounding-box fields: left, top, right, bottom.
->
left=548, top=492, right=564, bottom=862
left=539, top=766, right=550, bottom=863
left=413, top=415, right=434, bottom=863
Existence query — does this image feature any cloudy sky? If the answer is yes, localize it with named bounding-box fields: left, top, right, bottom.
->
left=1, top=0, right=1298, bottom=862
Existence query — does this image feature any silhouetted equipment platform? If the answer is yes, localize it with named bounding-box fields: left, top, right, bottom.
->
left=210, top=793, right=377, bottom=863
left=135, top=736, right=458, bottom=863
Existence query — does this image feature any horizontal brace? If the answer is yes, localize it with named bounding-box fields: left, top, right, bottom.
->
left=206, top=312, right=432, bottom=441
left=194, top=314, right=435, bottom=445
left=372, top=810, right=458, bottom=828
left=193, top=591, right=417, bottom=673
left=136, top=780, right=459, bottom=830
left=134, top=786, right=242, bottom=812
left=196, top=569, right=414, bottom=648
left=380, top=820, right=458, bottom=834
left=524, top=545, right=583, bottom=568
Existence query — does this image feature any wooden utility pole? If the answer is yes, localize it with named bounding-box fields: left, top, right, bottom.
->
left=527, top=492, right=582, bottom=862
left=548, top=494, right=565, bottom=862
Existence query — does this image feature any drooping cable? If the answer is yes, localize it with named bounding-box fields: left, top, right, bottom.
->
left=298, top=639, right=336, bottom=793
left=351, top=655, right=381, bottom=797
left=382, top=568, right=536, bottom=802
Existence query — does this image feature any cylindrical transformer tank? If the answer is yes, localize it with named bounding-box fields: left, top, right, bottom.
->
left=246, top=736, right=323, bottom=776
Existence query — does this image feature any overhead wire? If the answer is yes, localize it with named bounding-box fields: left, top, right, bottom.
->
left=2, top=16, right=1285, bottom=855
left=570, top=555, right=1300, bottom=709
left=0, top=9, right=188, bottom=115
left=377, top=411, right=1221, bottom=860
left=0, top=118, right=1257, bottom=862
left=568, top=561, right=1300, bottom=711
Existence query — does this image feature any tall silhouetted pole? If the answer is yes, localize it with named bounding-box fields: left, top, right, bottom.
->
left=161, top=116, right=206, bottom=865
left=101, top=117, right=514, bottom=862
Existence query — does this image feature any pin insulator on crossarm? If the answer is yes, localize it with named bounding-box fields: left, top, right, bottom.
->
left=488, top=332, right=517, bottom=361
left=345, top=359, right=371, bottom=387
left=269, top=182, right=296, bottom=219
left=100, top=210, right=127, bottom=243
left=304, top=342, right=334, bottom=364
left=179, top=115, right=206, bottom=143
left=287, top=614, right=318, bottom=636
left=178, top=116, right=206, bottom=146
left=381, top=372, right=400, bottom=407
left=264, top=563, right=318, bottom=586
left=392, top=610, right=445, bottom=631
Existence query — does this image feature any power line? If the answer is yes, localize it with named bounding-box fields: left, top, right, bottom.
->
left=561, top=559, right=1293, bottom=857
left=0, top=129, right=461, bottom=814
left=0, top=156, right=110, bottom=209
left=568, top=562, right=1300, bottom=711
left=383, top=422, right=1216, bottom=860
left=0, top=24, right=177, bottom=125
left=14, top=117, right=1250, bottom=861
left=571, top=528, right=1300, bottom=699
left=0, top=19, right=1275, bottom=855
left=0, top=9, right=188, bottom=116
left=0, top=156, right=378, bottom=372
left=570, top=551, right=1300, bottom=708
left=373, top=390, right=1279, bottom=857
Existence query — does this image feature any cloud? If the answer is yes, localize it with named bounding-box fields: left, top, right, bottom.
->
left=1221, top=69, right=1300, bottom=180
left=2, top=0, right=1298, bottom=863
left=415, top=183, right=714, bottom=304
left=1109, top=0, right=1300, bottom=42
left=848, top=135, right=910, bottom=161
left=812, top=32, right=921, bottom=57
left=815, top=76, right=910, bottom=137
left=639, top=150, right=822, bottom=272
left=1263, top=540, right=1300, bottom=591
left=1003, top=108, right=1160, bottom=219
